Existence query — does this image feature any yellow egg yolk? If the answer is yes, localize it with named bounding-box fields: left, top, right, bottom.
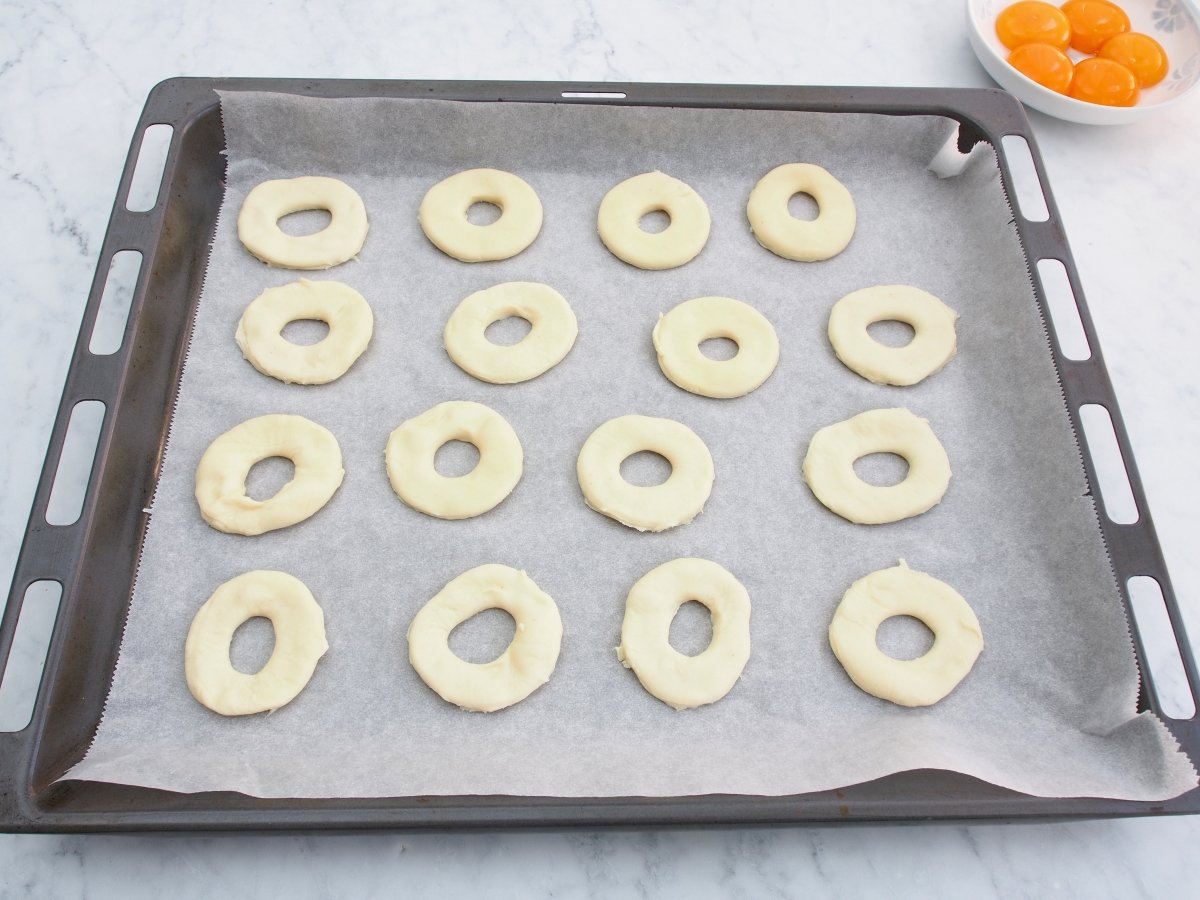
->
left=1069, top=56, right=1140, bottom=105
left=1099, top=31, right=1169, bottom=86
left=1007, top=42, right=1075, bottom=93
left=996, top=1, right=1073, bottom=51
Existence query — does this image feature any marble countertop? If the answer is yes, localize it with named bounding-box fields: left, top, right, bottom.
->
left=2, top=0, right=1198, bottom=895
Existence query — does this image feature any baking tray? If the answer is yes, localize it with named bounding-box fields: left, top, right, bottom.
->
left=2, top=78, right=1198, bottom=832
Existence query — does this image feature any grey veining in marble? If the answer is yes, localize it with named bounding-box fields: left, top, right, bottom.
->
left=2, top=0, right=1198, bottom=895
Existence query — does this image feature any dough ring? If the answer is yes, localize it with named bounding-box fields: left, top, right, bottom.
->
left=652, top=296, right=780, bottom=399
left=386, top=400, right=523, bottom=519
left=237, top=176, right=368, bottom=270
left=828, top=285, right=958, bottom=386
left=597, top=171, right=711, bottom=270
left=576, top=415, right=714, bottom=532
left=747, top=163, right=856, bottom=262
left=235, top=279, right=374, bottom=385
left=617, top=557, right=752, bottom=710
left=185, top=570, right=329, bottom=716
left=408, top=564, right=563, bottom=712
left=195, top=414, right=344, bottom=536
left=803, top=407, right=950, bottom=525
left=828, top=560, right=983, bottom=707
left=444, top=282, right=578, bottom=384
left=418, top=168, right=543, bottom=262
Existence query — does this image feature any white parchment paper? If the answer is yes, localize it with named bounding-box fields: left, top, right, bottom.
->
left=66, top=92, right=1197, bottom=800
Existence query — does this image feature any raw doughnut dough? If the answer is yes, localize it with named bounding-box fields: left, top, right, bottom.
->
left=386, top=401, right=523, bottom=519
left=803, top=407, right=950, bottom=525
left=235, top=279, right=374, bottom=385
left=237, top=176, right=368, bottom=269
left=652, top=296, right=780, bottom=398
left=576, top=415, right=714, bottom=532
left=747, top=163, right=855, bottom=262
left=828, top=560, right=983, bottom=707
left=195, top=414, right=344, bottom=536
left=407, top=564, right=563, bottom=712
left=443, top=281, right=578, bottom=384
left=828, top=285, right=958, bottom=386
left=617, top=557, right=752, bottom=710
left=597, top=171, right=711, bottom=270
left=418, top=168, right=543, bottom=262
left=185, top=570, right=329, bottom=716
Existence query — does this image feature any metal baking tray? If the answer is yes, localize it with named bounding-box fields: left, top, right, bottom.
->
left=2, top=78, right=1198, bottom=832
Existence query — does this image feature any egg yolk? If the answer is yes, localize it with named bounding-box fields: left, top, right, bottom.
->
left=1061, top=0, right=1130, bottom=53
left=1007, top=43, right=1075, bottom=93
left=1069, top=56, right=1140, bottom=105
left=995, top=1, right=1072, bottom=51
left=1099, top=31, right=1169, bottom=86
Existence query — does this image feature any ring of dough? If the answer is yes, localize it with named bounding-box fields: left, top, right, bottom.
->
left=617, top=557, right=752, bottom=710
left=747, top=163, right=856, bottom=262
left=803, top=408, right=950, bottom=525
left=828, top=561, right=983, bottom=707
left=237, top=176, right=368, bottom=270
left=235, top=279, right=374, bottom=385
left=386, top=401, right=523, bottom=519
left=444, top=282, right=578, bottom=384
left=418, top=168, right=543, bottom=262
left=576, top=415, right=714, bottom=532
left=597, top=171, right=711, bottom=270
left=185, top=570, right=329, bottom=716
left=408, top=564, right=563, bottom=712
left=652, top=296, right=780, bottom=399
left=195, top=414, right=344, bottom=536
left=828, top=285, right=958, bottom=386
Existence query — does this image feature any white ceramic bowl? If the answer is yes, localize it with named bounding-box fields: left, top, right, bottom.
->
left=966, top=0, right=1200, bottom=124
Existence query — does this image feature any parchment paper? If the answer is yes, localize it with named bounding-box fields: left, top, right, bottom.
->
left=66, top=92, right=1197, bottom=800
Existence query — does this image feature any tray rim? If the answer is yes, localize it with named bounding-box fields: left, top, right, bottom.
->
left=2, top=77, right=1197, bottom=833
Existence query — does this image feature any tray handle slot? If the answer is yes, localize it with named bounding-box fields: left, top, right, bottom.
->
left=1035, top=258, right=1092, bottom=361
left=88, top=250, right=144, bottom=356
left=0, top=582, right=63, bottom=733
left=1078, top=403, right=1139, bottom=525
left=999, top=134, right=1049, bottom=222
left=124, top=123, right=174, bottom=213
left=43, top=400, right=107, bottom=528
left=1127, top=576, right=1198, bottom=719
left=561, top=90, right=628, bottom=99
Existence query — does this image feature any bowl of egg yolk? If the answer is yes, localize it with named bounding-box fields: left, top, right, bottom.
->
left=966, top=0, right=1200, bottom=123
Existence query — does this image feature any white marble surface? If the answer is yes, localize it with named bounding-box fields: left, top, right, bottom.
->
left=1, top=0, right=1198, bottom=895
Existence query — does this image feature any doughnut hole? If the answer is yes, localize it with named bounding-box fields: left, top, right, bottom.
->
left=787, top=191, right=819, bottom=220
left=434, top=440, right=481, bottom=478
left=229, top=616, right=277, bottom=675
left=866, top=319, right=917, bottom=348
left=875, top=614, right=935, bottom=661
left=484, top=316, right=533, bottom=346
left=699, top=337, right=739, bottom=361
left=668, top=600, right=715, bottom=657
left=467, top=201, right=502, bottom=226
left=277, top=208, right=332, bottom=236
left=853, top=452, right=910, bottom=487
left=638, top=209, right=671, bottom=234
left=280, top=318, right=332, bottom=346
left=244, top=456, right=296, bottom=501
left=448, top=608, right=517, bottom=664
left=620, top=450, right=673, bottom=487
